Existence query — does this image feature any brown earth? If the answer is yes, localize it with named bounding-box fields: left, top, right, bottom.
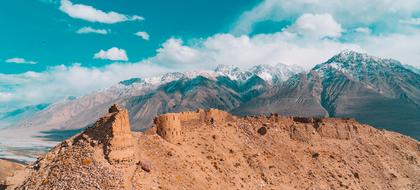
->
left=0, top=159, right=24, bottom=190
left=4, top=105, right=420, bottom=190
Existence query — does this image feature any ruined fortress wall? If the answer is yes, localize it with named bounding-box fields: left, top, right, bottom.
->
left=155, top=113, right=182, bottom=144
left=205, top=109, right=230, bottom=124
left=177, top=109, right=206, bottom=123
left=155, top=109, right=231, bottom=143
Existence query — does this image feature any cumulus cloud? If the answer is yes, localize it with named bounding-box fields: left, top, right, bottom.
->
left=76, top=27, right=108, bottom=35
left=232, top=0, right=420, bottom=35
left=151, top=38, right=201, bottom=68
left=145, top=32, right=358, bottom=70
left=152, top=31, right=420, bottom=71
left=59, top=0, right=143, bottom=24
left=400, top=18, right=420, bottom=26
left=93, top=47, right=128, bottom=61
left=134, top=31, right=150, bottom=40
left=0, top=63, right=170, bottom=112
left=5, top=58, right=37, bottom=65
left=355, top=27, right=372, bottom=34
left=287, top=14, right=343, bottom=39
left=356, top=31, right=420, bottom=67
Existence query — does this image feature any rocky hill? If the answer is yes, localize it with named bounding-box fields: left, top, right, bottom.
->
left=4, top=105, right=419, bottom=190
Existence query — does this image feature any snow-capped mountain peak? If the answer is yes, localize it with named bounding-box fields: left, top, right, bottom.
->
left=214, top=65, right=253, bottom=82
left=250, top=64, right=304, bottom=84
left=116, top=63, right=304, bottom=91
left=312, top=50, right=405, bottom=80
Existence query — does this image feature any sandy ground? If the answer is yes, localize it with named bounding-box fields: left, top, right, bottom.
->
left=0, top=159, right=25, bottom=189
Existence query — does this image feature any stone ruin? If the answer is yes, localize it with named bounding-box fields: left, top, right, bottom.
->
left=82, top=104, right=135, bottom=167
left=154, top=108, right=231, bottom=144
left=154, top=113, right=183, bottom=144
left=153, top=109, right=370, bottom=144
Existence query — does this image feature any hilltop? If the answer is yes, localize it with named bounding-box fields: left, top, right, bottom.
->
left=3, top=105, right=419, bottom=190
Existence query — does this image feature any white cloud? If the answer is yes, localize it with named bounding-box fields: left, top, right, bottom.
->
left=150, top=28, right=420, bottom=70
left=149, top=33, right=360, bottom=70
left=93, top=47, right=128, bottom=61
left=0, top=92, right=13, bottom=102
left=355, top=27, right=372, bottom=34
left=357, top=31, right=420, bottom=67
left=0, top=63, right=171, bottom=112
left=232, top=0, right=420, bottom=35
left=5, top=58, right=37, bottom=64
left=152, top=38, right=201, bottom=68
left=59, top=0, right=143, bottom=24
left=135, top=31, right=150, bottom=40
left=400, top=18, right=420, bottom=26
left=287, top=14, right=343, bottom=39
left=76, top=27, right=108, bottom=35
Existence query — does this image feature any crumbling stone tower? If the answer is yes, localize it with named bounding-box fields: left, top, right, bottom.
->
left=155, top=113, right=182, bottom=144
left=84, top=104, right=135, bottom=167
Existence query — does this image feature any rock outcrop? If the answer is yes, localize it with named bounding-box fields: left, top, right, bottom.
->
left=7, top=106, right=420, bottom=190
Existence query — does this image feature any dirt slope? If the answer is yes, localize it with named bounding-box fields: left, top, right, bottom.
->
left=7, top=105, right=420, bottom=190
left=0, top=159, right=24, bottom=190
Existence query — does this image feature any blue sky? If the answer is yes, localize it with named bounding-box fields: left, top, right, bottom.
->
left=1, top=0, right=420, bottom=113
left=0, top=0, right=259, bottom=74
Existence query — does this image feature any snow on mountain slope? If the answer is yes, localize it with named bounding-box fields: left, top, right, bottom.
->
left=236, top=50, right=420, bottom=139
left=313, top=50, right=420, bottom=105
left=404, top=64, right=420, bottom=75
left=250, top=64, right=304, bottom=84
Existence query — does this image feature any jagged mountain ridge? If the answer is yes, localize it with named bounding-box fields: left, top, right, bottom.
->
left=236, top=50, right=420, bottom=138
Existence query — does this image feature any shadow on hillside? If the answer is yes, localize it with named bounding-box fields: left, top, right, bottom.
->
left=36, top=128, right=84, bottom=142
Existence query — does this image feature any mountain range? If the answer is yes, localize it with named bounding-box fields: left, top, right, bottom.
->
left=0, top=50, right=419, bottom=162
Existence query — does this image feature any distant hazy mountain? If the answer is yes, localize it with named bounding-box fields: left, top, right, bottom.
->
left=0, top=103, right=49, bottom=129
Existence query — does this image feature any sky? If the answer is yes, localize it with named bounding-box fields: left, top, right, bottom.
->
left=1, top=0, right=420, bottom=112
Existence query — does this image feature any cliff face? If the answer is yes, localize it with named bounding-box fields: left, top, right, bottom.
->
left=7, top=105, right=420, bottom=190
